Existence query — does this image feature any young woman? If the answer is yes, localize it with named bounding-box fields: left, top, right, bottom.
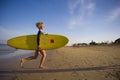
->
left=20, top=22, right=47, bottom=69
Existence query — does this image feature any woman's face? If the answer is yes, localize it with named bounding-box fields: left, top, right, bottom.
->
left=38, top=24, right=44, bottom=30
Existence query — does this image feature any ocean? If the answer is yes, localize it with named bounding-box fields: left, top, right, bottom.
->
left=0, top=44, right=16, bottom=55
left=0, top=44, right=35, bottom=67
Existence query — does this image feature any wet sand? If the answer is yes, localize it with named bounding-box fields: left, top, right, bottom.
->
left=0, top=45, right=120, bottom=80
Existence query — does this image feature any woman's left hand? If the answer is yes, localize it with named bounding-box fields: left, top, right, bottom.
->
left=37, top=45, right=41, bottom=50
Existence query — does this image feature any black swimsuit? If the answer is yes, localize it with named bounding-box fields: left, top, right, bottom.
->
left=37, top=30, right=43, bottom=46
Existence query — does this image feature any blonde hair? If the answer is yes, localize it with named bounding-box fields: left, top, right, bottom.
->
left=36, top=22, right=44, bottom=27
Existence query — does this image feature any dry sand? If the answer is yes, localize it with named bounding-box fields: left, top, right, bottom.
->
left=0, top=45, right=120, bottom=80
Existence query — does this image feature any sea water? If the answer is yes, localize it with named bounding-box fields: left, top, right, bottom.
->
left=0, top=44, right=34, bottom=58
left=0, top=44, right=34, bottom=67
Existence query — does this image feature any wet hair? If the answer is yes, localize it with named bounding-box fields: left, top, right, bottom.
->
left=36, top=22, right=44, bottom=27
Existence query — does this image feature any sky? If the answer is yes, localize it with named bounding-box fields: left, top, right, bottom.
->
left=0, top=0, right=120, bottom=45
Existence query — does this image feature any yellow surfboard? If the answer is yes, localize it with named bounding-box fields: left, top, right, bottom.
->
left=7, top=34, right=69, bottom=50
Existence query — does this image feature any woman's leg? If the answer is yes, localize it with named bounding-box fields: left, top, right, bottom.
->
left=20, top=50, right=39, bottom=67
left=39, top=50, right=47, bottom=69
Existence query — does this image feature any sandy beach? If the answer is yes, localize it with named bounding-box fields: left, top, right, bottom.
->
left=0, top=45, right=120, bottom=80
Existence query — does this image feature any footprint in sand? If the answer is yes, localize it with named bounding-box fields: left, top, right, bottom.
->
left=74, top=65, right=79, bottom=68
left=13, top=76, right=20, bottom=80
left=71, top=71, right=79, bottom=77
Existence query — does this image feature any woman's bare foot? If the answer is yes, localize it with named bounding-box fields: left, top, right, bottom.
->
left=39, top=65, right=47, bottom=69
left=20, top=59, right=26, bottom=68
